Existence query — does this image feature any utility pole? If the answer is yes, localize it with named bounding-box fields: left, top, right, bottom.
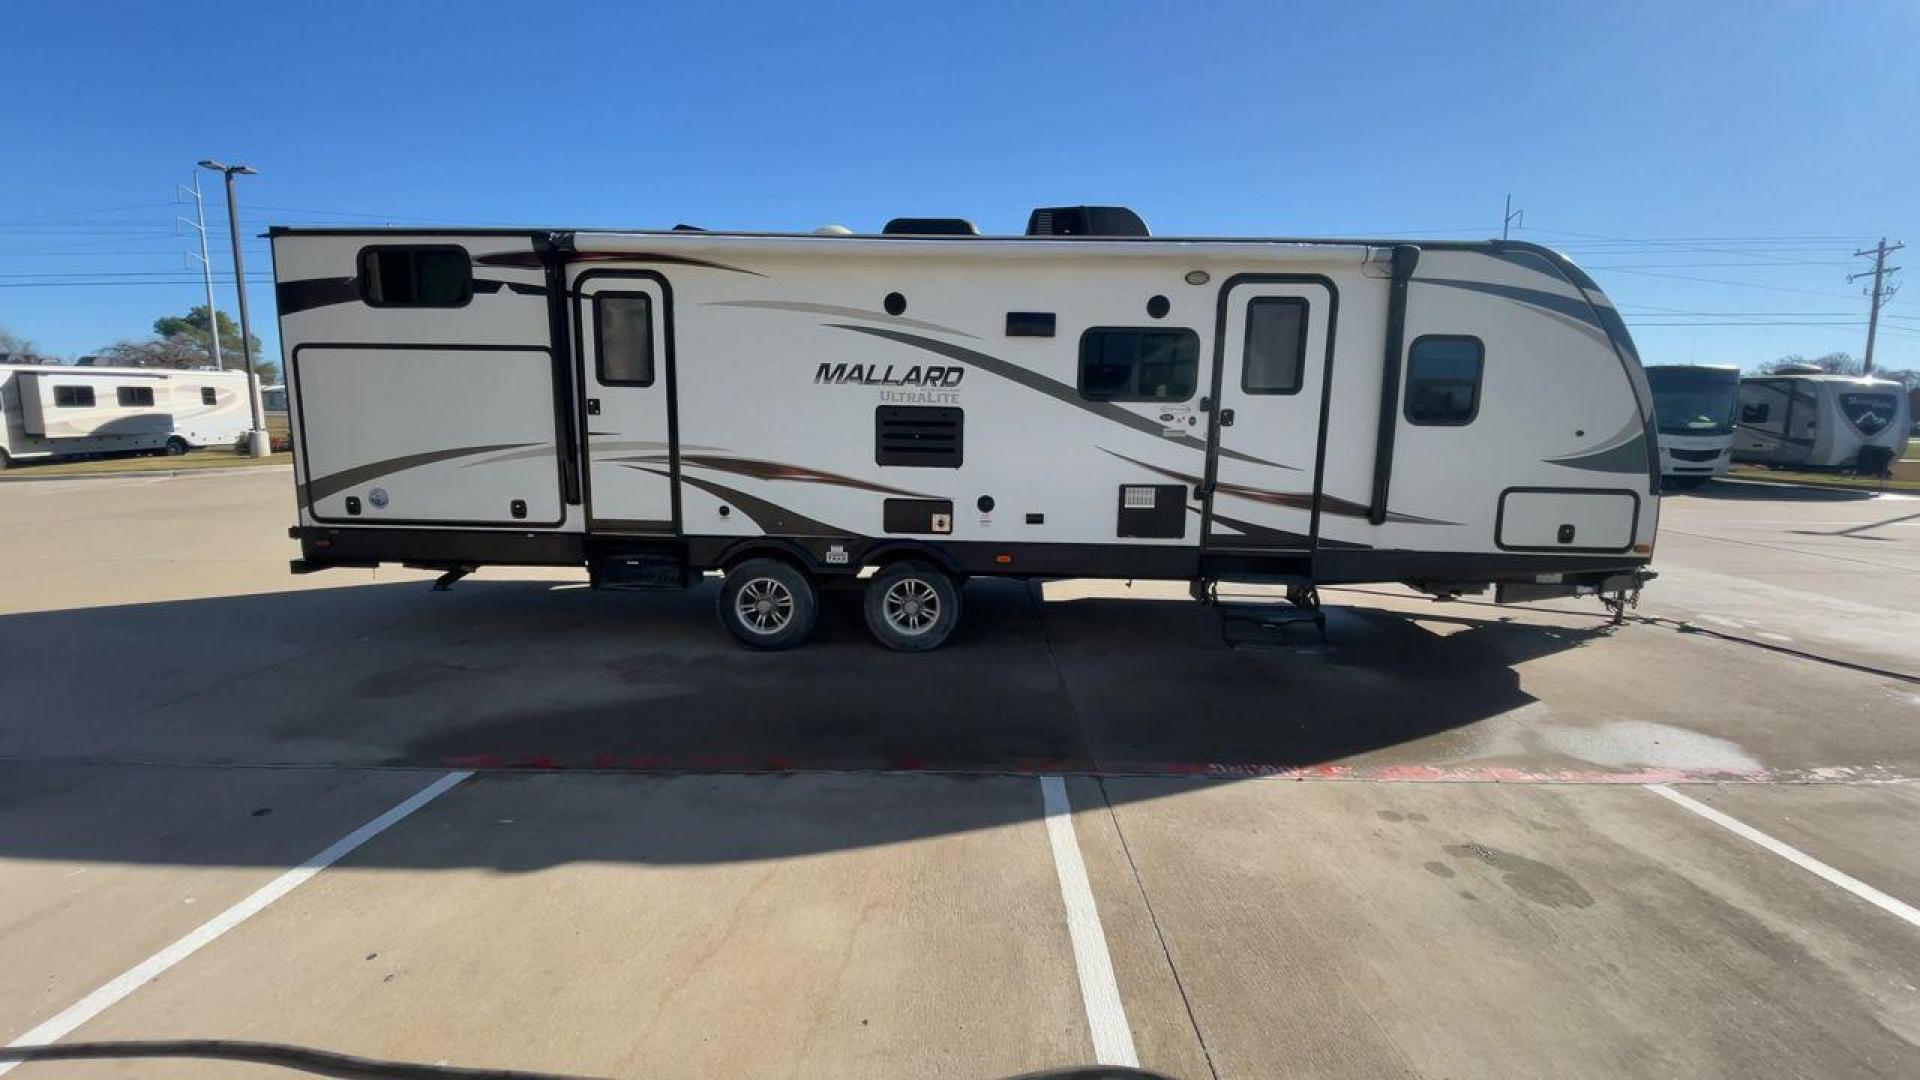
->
left=1502, top=194, right=1524, bottom=241
left=199, top=159, right=269, bottom=457
left=176, top=176, right=224, bottom=373
left=1848, top=237, right=1903, bottom=375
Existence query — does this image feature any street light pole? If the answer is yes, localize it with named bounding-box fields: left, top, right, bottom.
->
left=199, top=160, right=269, bottom=457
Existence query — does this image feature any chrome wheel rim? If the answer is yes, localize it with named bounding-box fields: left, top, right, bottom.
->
left=734, top=577, right=795, bottom=634
left=883, top=578, right=941, bottom=635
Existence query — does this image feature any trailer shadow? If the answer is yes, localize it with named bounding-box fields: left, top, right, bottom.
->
left=0, top=576, right=1614, bottom=870
left=1692, top=479, right=1885, bottom=501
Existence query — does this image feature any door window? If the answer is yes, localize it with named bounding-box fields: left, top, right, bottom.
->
left=1242, top=297, right=1309, bottom=394
left=594, top=294, right=655, bottom=386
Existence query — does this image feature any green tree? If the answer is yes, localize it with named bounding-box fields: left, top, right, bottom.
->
left=97, top=306, right=278, bottom=382
left=151, top=306, right=261, bottom=365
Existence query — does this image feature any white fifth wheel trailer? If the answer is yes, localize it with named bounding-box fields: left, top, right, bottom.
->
left=271, top=208, right=1660, bottom=650
left=0, top=363, right=252, bottom=470
left=1644, top=364, right=1740, bottom=489
left=1732, top=369, right=1910, bottom=473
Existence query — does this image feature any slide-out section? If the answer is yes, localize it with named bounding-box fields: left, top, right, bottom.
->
left=294, top=344, right=562, bottom=526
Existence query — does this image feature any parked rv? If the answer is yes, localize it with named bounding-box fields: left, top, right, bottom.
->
left=1645, top=365, right=1740, bottom=489
left=273, top=209, right=1659, bottom=650
left=1732, top=369, right=1911, bottom=473
left=0, top=364, right=252, bottom=470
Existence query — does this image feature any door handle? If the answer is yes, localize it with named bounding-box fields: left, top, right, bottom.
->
left=1219, top=408, right=1235, bottom=427
left=586, top=398, right=601, bottom=415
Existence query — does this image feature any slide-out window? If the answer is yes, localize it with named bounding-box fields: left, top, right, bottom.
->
left=1078, top=327, right=1199, bottom=402
left=593, top=294, right=655, bottom=386
left=54, top=385, right=95, bottom=408
left=357, top=246, right=472, bottom=307
left=202, top=387, right=218, bottom=406
left=1405, top=336, right=1484, bottom=426
left=117, top=386, right=155, bottom=407
left=1242, top=297, right=1309, bottom=394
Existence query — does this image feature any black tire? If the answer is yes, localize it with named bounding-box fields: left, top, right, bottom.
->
left=164, top=437, right=189, bottom=457
left=716, top=558, right=818, bottom=650
left=863, top=561, right=962, bottom=652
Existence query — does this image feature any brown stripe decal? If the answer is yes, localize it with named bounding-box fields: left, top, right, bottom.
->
left=1100, top=448, right=1457, bottom=526
left=627, top=466, right=849, bottom=536
left=303, top=442, right=539, bottom=504
left=476, top=250, right=763, bottom=276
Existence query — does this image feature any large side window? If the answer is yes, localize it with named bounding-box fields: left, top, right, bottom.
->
left=1078, top=328, right=1199, bottom=402
left=117, top=386, right=155, bottom=407
left=594, top=294, right=655, bottom=386
left=1740, top=401, right=1770, bottom=424
left=54, top=385, right=96, bottom=408
left=357, top=246, right=472, bottom=307
left=1242, top=297, right=1308, bottom=394
left=1405, top=336, right=1484, bottom=426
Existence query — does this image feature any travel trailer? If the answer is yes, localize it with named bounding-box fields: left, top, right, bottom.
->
left=272, top=209, right=1659, bottom=650
left=1732, top=369, right=1911, bottom=473
left=0, top=364, right=252, bottom=469
left=1645, top=365, right=1740, bottom=489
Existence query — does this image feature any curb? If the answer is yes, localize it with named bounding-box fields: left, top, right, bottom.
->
left=0, top=462, right=292, bottom=484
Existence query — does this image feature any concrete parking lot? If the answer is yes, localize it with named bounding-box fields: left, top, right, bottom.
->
left=1, top=467, right=1917, bottom=1078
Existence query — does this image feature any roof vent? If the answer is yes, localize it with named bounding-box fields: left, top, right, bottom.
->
left=882, top=217, right=979, bottom=236
left=1026, top=206, right=1150, bottom=238
left=1770, top=364, right=1823, bottom=375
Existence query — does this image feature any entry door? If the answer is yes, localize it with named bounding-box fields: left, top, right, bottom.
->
left=574, top=271, right=675, bottom=531
left=1203, top=278, right=1335, bottom=550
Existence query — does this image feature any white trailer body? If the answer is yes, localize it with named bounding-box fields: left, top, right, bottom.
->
left=1645, top=365, right=1740, bottom=488
left=271, top=219, right=1658, bottom=649
left=1732, top=372, right=1910, bottom=471
left=0, top=364, right=252, bottom=467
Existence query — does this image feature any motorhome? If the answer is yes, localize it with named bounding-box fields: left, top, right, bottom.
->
left=271, top=208, right=1660, bottom=650
left=1732, top=369, right=1911, bottom=473
left=1645, top=365, right=1740, bottom=489
left=0, top=363, right=252, bottom=470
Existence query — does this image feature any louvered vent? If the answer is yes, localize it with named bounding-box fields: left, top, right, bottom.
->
left=875, top=406, right=964, bottom=468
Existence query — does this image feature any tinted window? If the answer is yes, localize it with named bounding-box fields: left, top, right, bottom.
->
left=595, top=294, right=654, bottom=385
left=1405, top=336, right=1483, bottom=426
left=1078, top=328, right=1199, bottom=402
left=202, top=387, right=219, bottom=406
left=117, top=386, right=155, bottom=407
left=1740, top=401, right=1771, bottom=423
left=1243, top=297, right=1308, bottom=394
left=54, top=385, right=95, bottom=408
left=358, top=247, right=472, bottom=307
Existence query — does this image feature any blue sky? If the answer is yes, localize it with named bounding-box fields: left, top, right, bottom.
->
left=4, top=1, right=1916, bottom=372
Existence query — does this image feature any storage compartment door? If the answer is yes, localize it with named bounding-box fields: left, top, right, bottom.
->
left=294, top=344, right=562, bottom=526
left=1496, top=488, right=1639, bottom=553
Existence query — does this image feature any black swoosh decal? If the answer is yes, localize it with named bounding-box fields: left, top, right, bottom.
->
left=275, top=277, right=359, bottom=316
left=1412, top=277, right=1603, bottom=330
left=829, top=325, right=1295, bottom=470
left=302, top=442, right=540, bottom=504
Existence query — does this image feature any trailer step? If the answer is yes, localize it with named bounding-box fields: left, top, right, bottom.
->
left=592, top=553, right=688, bottom=590
left=1216, top=600, right=1327, bottom=649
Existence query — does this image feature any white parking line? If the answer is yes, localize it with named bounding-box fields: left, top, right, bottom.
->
left=1039, top=775, right=1138, bottom=1068
left=1646, top=784, right=1920, bottom=930
left=0, top=770, right=472, bottom=1074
